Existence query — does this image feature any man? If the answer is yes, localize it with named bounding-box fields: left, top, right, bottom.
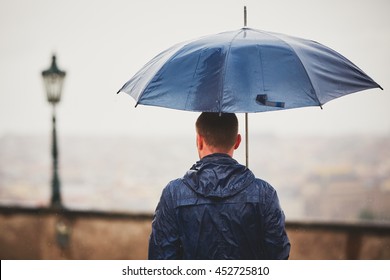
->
left=148, top=112, right=290, bottom=259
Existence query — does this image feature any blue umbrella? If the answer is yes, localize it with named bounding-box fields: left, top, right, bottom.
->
left=118, top=14, right=382, bottom=165
left=118, top=28, right=381, bottom=112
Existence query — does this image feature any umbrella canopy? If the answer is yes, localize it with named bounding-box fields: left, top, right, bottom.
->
left=118, top=28, right=382, bottom=113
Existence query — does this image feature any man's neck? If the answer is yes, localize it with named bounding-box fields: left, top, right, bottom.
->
left=199, top=147, right=233, bottom=159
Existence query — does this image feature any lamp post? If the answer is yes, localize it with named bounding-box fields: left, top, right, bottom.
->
left=42, top=55, right=66, bottom=209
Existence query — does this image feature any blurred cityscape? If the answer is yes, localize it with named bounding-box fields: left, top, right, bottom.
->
left=0, top=133, right=389, bottom=223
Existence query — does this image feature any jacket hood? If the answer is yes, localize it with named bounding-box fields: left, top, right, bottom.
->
left=183, top=153, right=255, bottom=198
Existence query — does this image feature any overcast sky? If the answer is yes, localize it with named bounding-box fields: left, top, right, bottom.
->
left=0, top=0, right=389, bottom=138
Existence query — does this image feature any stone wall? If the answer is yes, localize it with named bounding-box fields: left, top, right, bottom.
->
left=1, top=207, right=389, bottom=260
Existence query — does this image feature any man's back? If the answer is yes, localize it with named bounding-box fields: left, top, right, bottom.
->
left=148, top=153, right=290, bottom=259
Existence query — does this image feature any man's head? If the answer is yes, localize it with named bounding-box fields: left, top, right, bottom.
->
left=195, top=112, right=241, bottom=158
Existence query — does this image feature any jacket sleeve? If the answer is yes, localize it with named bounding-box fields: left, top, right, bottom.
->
left=148, top=184, right=182, bottom=259
left=262, top=185, right=291, bottom=259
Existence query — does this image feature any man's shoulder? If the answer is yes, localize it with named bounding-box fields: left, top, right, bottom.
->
left=160, top=178, right=199, bottom=208
left=162, top=178, right=193, bottom=197
left=246, top=177, right=277, bottom=196
left=165, top=178, right=186, bottom=190
left=253, top=177, right=274, bottom=188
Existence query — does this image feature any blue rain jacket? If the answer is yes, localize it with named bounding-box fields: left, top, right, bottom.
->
left=148, top=153, right=290, bottom=259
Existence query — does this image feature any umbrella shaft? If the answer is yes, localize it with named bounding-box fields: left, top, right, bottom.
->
left=245, top=113, right=249, bottom=168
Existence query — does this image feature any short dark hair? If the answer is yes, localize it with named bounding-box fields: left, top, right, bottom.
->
left=196, top=112, right=238, bottom=150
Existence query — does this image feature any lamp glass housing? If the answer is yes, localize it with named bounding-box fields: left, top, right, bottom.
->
left=42, top=55, right=66, bottom=105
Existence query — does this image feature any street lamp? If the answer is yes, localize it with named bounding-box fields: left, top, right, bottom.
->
left=42, top=55, right=66, bottom=208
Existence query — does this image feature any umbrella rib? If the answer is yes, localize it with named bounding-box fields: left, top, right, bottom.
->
left=219, top=29, right=246, bottom=113
left=137, top=39, right=198, bottom=107
left=184, top=50, right=203, bottom=110
left=256, top=44, right=266, bottom=93
left=122, top=42, right=186, bottom=105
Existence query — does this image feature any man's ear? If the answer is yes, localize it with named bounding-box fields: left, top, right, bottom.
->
left=234, top=134, right=241, bottom=150
left=196, top=134, right=204, bottom=150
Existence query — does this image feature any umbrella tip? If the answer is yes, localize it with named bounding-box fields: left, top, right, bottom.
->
left=244, top=6, right=247, bottom=27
